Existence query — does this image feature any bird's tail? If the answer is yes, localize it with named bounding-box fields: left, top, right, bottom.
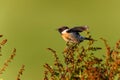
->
left=84, top=37, right=96, bottom=41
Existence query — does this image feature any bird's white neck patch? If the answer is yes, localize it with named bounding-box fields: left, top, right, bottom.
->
left=61, top=29, right=69, bottom=34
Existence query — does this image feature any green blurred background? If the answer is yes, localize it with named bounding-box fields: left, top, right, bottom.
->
left=0, top=0, right=120, bottom=80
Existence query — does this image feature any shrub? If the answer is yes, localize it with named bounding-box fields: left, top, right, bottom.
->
left=43, top=34, right=120, bottom=80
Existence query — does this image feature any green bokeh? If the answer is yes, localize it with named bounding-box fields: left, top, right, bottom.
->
left=0, top=0, right=120, bottom=80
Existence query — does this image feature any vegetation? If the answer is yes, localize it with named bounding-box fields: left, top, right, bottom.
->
left=43, top=32, right=120, bottom=80
left=1, top=32, right=120, bottom=80
left=0, top=35, right=25, bottom=80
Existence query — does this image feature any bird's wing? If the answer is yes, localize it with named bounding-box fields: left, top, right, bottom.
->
left=67, top=26, right=88, bottom=33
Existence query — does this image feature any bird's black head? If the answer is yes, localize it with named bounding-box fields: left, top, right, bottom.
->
left=58, top=26, right=69, bottom=34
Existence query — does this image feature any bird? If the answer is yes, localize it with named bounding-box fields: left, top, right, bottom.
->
left=57, top=26, right=92, bottom=44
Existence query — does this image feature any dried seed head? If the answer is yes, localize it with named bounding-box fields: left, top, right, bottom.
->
left=0, top=39, right=7, bottom=45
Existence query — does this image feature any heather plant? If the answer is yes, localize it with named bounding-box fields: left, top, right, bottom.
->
left=43, top=32, right=120, bottom=80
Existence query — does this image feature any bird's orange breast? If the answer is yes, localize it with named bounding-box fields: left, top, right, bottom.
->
left=61, top=32, right=79, bottom=43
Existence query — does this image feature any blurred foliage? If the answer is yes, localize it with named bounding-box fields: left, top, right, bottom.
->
left=44, top=33, right=120, bottom=80
left=0, top=35, right=25, bottom=80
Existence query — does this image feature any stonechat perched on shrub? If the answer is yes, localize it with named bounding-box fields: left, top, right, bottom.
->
left=58, top=26, right=92, bottom=44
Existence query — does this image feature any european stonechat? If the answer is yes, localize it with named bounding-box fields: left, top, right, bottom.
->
left=58, top=26, right=92, bottom=44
